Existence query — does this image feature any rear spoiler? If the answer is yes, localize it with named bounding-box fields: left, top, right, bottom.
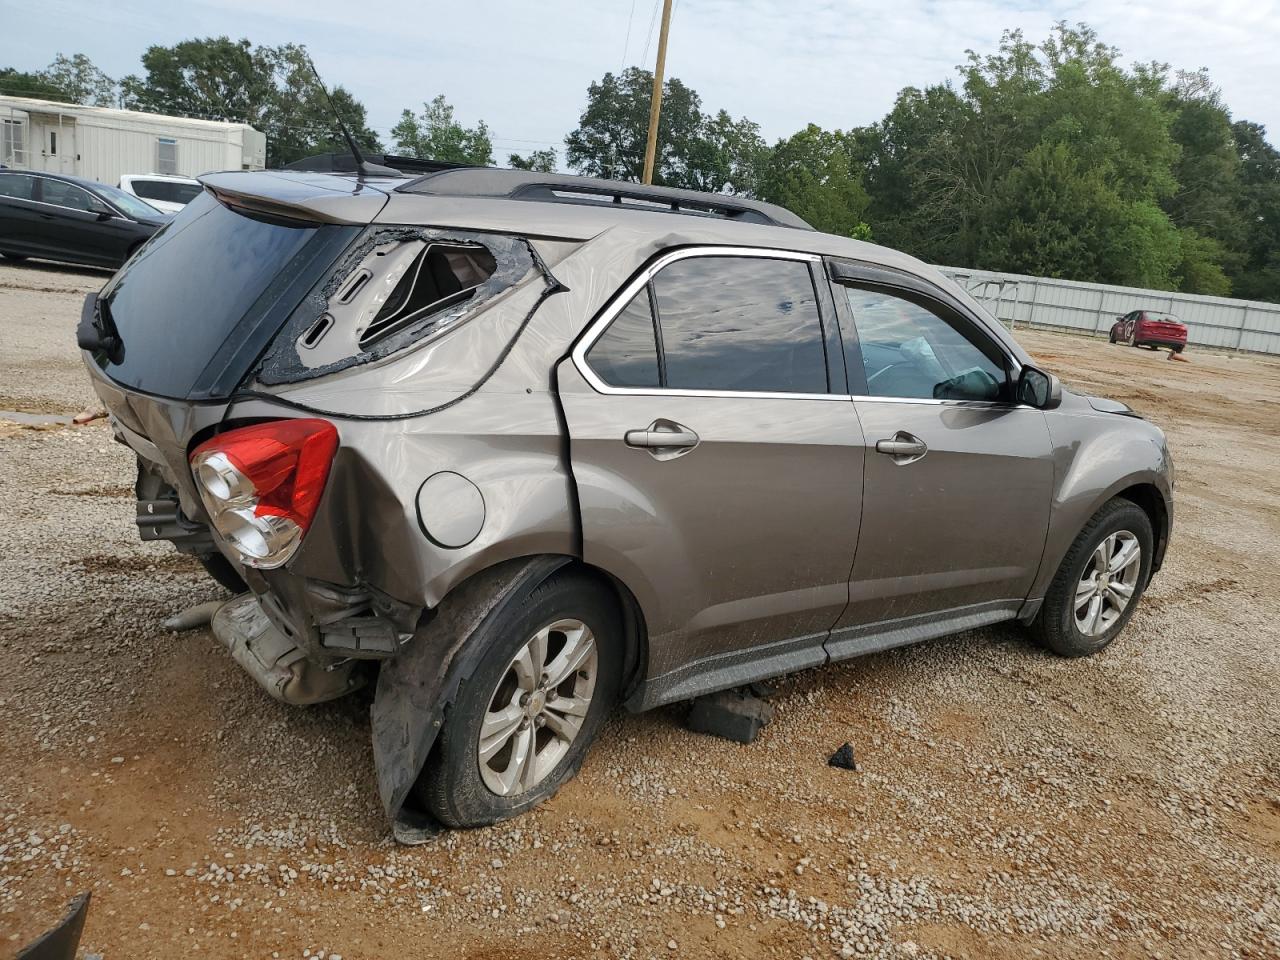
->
left=197, top=171, right=392, bottom=226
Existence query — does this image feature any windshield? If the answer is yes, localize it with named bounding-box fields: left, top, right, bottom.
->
left=95, top=191, right=358, bottom=399
left=97, top=182, right=169, bottom=220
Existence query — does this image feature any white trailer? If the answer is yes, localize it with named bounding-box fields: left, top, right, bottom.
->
left=0, top=95, right=266, bottom=186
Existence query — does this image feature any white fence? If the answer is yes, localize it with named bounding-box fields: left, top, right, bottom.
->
left=939, top=265, right=1280, bottom=355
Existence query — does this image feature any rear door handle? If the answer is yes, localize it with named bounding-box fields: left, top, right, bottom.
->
left=875, top=431, right=927, bottom=463
left=624, top=419, right=700, bottom=460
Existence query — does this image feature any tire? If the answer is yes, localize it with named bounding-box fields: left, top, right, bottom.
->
left=1147, top=344, right=1159, bottom=351
left=1128, top=329, right=1139, bottom=347
left=417, top=571, right=623, bottom=828
left=1028, top=498, right=1154, bottom=658
left=1108, top=330, right=1117, bottom=344
left=198, top=552, right=247, bottom=593
left=1174, top=345, right=1184, bottom=354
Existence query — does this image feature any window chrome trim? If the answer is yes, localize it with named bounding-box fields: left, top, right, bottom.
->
left=572, top=245, right=839, bottom=401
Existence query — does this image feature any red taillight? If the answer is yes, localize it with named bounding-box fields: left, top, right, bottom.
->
left=189, top=419, right=338, bottom=568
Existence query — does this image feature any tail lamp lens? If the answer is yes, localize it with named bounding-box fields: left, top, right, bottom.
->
left=189, top=419, right=339, bottom=569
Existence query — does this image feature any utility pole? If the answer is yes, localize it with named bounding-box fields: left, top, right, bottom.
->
left=641, top=0, right=674, bottom=185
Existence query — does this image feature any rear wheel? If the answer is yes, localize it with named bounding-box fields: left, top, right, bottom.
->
left=1174, top=345, right=1185, bottom=354
left=1028, top=498, right=1153, bottom=657
left=416, top=571, right=622, bottom=827
left=1108, top=329, right=1118, bottom=343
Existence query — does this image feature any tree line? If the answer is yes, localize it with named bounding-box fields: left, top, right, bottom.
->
left=3, top=24, right=1277, bottom=301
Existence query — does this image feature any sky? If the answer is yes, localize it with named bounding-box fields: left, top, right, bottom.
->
left=3, top=0, right=1278, bottom=159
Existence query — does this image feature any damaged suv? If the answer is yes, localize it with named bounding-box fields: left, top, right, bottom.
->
left=79, top=168, right=1173, bottom=840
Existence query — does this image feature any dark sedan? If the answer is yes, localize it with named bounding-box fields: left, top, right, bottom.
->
left=0, top=170, right=170, bottom=270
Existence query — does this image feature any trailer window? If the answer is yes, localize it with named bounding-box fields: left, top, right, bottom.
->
left=156, top=138, right=178, bottom=175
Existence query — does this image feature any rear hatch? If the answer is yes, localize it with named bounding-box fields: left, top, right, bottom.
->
left=85, top=177, right=378, bottom=402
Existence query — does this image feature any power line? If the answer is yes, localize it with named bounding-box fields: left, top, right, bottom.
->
left=620, top=0, right=639, bottom=74
left=639, top=0, right=662, bottom=69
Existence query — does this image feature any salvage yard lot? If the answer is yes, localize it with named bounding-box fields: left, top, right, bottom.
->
left=0, top=259, right=1277, bottom=959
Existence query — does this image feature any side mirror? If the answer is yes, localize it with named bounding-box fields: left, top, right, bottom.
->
left=1017, top=365, right=1062, bottom=409
left=95, top=209, right=113, bottom=221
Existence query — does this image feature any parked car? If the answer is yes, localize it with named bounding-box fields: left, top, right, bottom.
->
left=117, top=174, right=203, bottom=215
left=0, top=170, right=168, bottom=269
left=77, top=169, right=1173, bottom=840
left=1109, top=310, right=1188, bottom=352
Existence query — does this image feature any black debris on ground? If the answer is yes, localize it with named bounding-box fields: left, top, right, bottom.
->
left=828, top=742, right=857, bottom=771
left=685, top=688, right=775, bottom=744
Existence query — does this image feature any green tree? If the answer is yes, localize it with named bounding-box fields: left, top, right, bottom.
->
left=0, top=67, right=72, bottom=102
left=564, top=67, right=765, bottom=194
left=1230, top=120, right=1280, bottom=301
left=41, top=53, right=116, bottom=106
left=978, top=141, right=1180, bottom=287
left=758, top=125, right=869, bottom=237
left=119, top=38, right=380, bottom=167
left=121, top=37, right=275, bottom=126
left=855, top=23, right=1190, bottom=286
left=392, top=95, right=493, bottom=165
left=265, top=44, right=381, bottom=167
left=508, top=148, right=557, bottom=172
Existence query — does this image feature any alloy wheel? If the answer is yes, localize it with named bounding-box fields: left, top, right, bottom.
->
left=477, top=618, right=598, bottom=797
left=1074, top=530, right=1142, bottom=637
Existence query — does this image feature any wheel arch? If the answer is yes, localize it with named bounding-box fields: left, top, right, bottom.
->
left=1113, top=481, right=1170, bottom=575
left=371, top=551, right=650, bottom=844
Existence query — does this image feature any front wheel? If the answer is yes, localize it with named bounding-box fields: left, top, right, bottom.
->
left=416, top=571, right=622, bottom=827
left=1028, top=498, right=1154, bottom=657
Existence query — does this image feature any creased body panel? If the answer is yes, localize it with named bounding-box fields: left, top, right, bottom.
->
left=557, top=360, right=863, bottom=682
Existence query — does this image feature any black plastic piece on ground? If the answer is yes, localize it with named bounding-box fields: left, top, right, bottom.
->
left=685, top=688, right=775, bottom=744
left=828, top=742, right=857, bottom=771
left=17, top=892, right=89, bottom=960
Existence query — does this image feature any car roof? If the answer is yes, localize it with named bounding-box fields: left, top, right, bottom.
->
left=0, top=169, right=107, bottom=191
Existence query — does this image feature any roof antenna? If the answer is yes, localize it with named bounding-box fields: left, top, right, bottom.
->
left=307, top=58, right=399, bottom=178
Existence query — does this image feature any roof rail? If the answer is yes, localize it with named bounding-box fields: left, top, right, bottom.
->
left=396, top=168, right=813, bottom=230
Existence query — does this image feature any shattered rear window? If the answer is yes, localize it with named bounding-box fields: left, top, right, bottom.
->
left=255, top=227, right=533, bottom=385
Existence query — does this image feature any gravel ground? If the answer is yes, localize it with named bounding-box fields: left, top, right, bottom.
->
left=0, top=259, right=1277, bottom=960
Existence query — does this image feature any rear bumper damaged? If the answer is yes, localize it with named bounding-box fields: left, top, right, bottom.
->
left=210, top=594, right=364, bottom=705
left=208, top=556, right=568, bottom=843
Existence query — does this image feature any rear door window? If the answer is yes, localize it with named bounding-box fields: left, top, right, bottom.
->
left=585, top=286, right=661, bottom=388
left=651, top=255, right=828, bottom=394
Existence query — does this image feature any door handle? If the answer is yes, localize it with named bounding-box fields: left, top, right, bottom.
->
left=624, top=419, right=700, bottom=460
left=875, top=431, right=927, bottom=463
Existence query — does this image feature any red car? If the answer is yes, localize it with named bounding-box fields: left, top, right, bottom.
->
left=1109, top=310, right=1188, bottom=353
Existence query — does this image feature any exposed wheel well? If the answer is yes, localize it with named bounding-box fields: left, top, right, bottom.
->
left=1114, top=483, right=1169, bottom=574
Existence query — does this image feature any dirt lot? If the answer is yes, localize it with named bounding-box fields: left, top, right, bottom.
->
left=0, top=259, right=1277, bottom=960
